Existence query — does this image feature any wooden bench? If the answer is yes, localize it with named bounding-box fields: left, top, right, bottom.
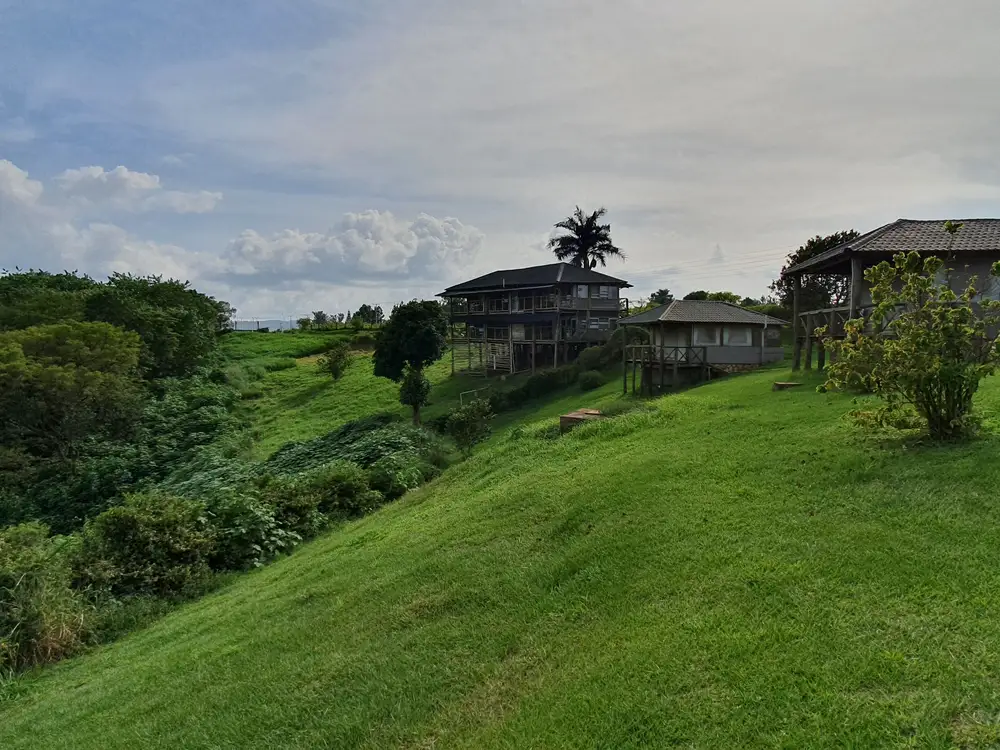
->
left=772, top=381, right=804, bottom=391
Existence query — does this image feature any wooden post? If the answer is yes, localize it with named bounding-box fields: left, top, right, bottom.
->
left=622, top=324, right=628, bottom=395
left=508, top=324, right=514, bottom=375
left=658, top=335, right=665, bottom=392
left=672, top=353, right=679, bottom=389
left=554, top=308, right=560, bottom=368
left=849, top=255, right=863, bottom=319
left=792, top=274, right=802, bottom=370
left=804, top=312, right=813, bottom=371
left=631, top=350, right=637, bottom=395
left=531, top=339, right=536, bottom=374
left=817, top=337, right=826, bottom=371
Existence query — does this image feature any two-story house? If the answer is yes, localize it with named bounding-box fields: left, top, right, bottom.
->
left=439, top=262, right=631, bottom=375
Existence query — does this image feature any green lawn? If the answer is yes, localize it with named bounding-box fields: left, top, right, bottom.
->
left=7, top=367, right=1000, bottom=747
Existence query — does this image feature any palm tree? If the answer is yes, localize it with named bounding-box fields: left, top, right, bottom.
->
left=547, top=206, right=624, bottom=269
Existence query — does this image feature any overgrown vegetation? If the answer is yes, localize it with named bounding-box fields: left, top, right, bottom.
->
left=824, top=243, right=1000, bottom=439
left=447, top=398, right=494, bottom=456
left=0, top=273, right=458, bottom=680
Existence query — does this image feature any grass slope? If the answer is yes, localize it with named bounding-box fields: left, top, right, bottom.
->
left=9, top=369, right=1000, bottom=747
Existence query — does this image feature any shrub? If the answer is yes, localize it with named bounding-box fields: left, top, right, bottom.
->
left=317, top=341, right=353, bottom=381
left=204, top=492, right=295, bottom=571
left=489, top=365, right=579, bottom=412
left=0, top=523, right=87, bottom=673
left=400, top=367, right=432, bottom=425
left=447, top=398, right=494, bottom=456
left=368, top=454, right=427, bottom=501
left=76, top=493, right=216, bottom=598
left=824, top=244, right=1000, bottom=439
left=351, top=332, right=377, bottom=350
left=576, top=345, right=609, bottom=371
left=577, top=369, right=604, bottom=391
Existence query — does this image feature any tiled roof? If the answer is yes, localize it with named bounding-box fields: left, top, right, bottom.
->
left=784, top=219, right=1000, bottom=275
left=440, top=262, right=630, bottom=295
left=621, top=300, right=788, bottom=326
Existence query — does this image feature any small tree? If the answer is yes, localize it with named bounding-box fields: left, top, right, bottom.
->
left=447, top=398, right=494, bottom=456
left=823, top=240, right=1000, bottom=439
left=312, top=311, right=328, bottom=327
left=297, top=317, right=312, bottom=331
left=351, top=315, right=364, bottom=332
left=373, top=305, right=385, bottom=326
left=683, top=290, right=709, bottom=300
left=399, top=367, right=432, bottom=426
left=373, top=300, right=447, bottom=424
left=317, top=340, right=353, bottom=380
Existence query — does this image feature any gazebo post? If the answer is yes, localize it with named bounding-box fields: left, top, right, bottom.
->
left=792, top=274, right=802, bottom=370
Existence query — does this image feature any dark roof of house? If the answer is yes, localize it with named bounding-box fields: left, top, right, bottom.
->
left=440, top=262, right=630, bottom=296
left=783, top=219, right=1000, bottom=275
left=621, top=300, right=788, bottom=326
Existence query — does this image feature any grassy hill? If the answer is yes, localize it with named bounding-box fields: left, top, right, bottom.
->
left=5, top=365, right=1000, bottom=747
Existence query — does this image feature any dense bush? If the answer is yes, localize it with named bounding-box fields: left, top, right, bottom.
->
left=266, top=414, right=448, bottom=474
left=351, top=332, right=377, bottom=350
left=447, top=398, right=494, bottom=456
left=578, top=370, right=605, bottom=391
left=75, top=493, right=216, bottom=599
left=368, top=454, right=430, bottom=501
left=488, top=365, right=580, bottom=412
left=576, top=345, right=610, bottom=371
left=0, top=523, right=86, bottom=673
left=204, top=492, right=293, bottom=571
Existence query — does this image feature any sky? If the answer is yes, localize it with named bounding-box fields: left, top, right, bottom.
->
left=3, top=0, right=1000, bottom=319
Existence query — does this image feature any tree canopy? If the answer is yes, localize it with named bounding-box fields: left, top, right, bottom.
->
left=547, top=207, right=624, bottom=269
left=373, top=301, right=447, bottom=382
left=770, top=230, right=860, bottom=311
left=650, top=289, right=673, bottom=305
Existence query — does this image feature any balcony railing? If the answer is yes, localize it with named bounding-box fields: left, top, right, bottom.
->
left=625, top=346, right=708, bottom=366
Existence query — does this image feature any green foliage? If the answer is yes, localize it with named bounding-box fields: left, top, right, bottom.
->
left=771, top=229, right=860, bottom=311
left=266, top=413, right=399, bottom=473
left=83, top=274, right=228, bottom=379
left=351, top=315, right=364, bottom=332
left=823, top=247, right=1000, bottom=439
left=0, top=322, right=144, bottom=461
left=446, top=398, right=494, bottom=456
left=351, top=332, right=377, bottom=350
left=576, top=345, right=610, bottom=372
left=399, top=367, right=432, bottom=424
left=204, top=492, right=295, bottom=571
left=682, top=290, right=741, bottom=303
left=0, top=271, right=97, bottom=331
left=488, top=365, right=582, bottom=413
left=746, top=303, right=790, bottom=321
left=373, top=300, right=447, bottom=382
left=76, top=493, right=215, bottom=599
left=577, top=369, right=605, bottom=391
left=368, top=453, right=430, bottom=501
left=548, top=206, right=623, bottom=269
left=0, top=523, right=86, bottom=673
left=649, top=288, right=672, bottom=305
left=317, top=340, right=353, bottom=380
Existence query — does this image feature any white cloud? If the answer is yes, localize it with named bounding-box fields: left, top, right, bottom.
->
left=220, top=210, right=484, bottom=286
left=55, top=165, right=221, bottom=214
left=0, top=159, right=209, bottom=277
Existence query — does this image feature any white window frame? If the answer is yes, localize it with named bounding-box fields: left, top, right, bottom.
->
left=723, top=326, right=752, bottom=346
left=576, top=284, right=589, bottom=298
left=692, top=325, right=721, bottom=346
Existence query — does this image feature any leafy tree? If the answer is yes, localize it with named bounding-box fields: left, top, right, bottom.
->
left=683, top=290, right=709, bottom=300
left=823, top=240, right=1000, bottom=439
left=336, top=313, right=345, bottom=325
left=373, top=300, right=447, bottom=424
left=373, top=305, right=385, bottom=326
left=317, top=341, right=352, bottom=380
left=548, top=206, right=624, bottom=269
left=312, top=311, right=328, bottom=327
left=84, top=274, right=227, bottom=379
left=0, top=271, right=97, bottom=330
left=740, top=296, right=762, bottom=307
left=351, top=315, right=364, bottom=332
left=355, top=303, right=374, bottom=325
left=447, top=398, right=494, bottom=456
left=649, top=288, right=673, bottom=305
left=0, top=322, right=144, bottom=461
left=297, top=317, right=312, bottom=330
left=771, top=230, right=860, bottom=311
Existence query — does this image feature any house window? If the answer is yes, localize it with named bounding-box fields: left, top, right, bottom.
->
left=724, top=326, right=752, bottom=346
left=576, top=284, right=589, bottom=298
left=588, top=317, right=610, bottom=330
left=511, top=324, right=525, bottom=341
left=488, top=297, right=510, bottom=313
left=534, top=323, right=553, bottom=340
left=692, top=326, right=720, bottom=346
left=487, top=326, right=509, bottom=339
